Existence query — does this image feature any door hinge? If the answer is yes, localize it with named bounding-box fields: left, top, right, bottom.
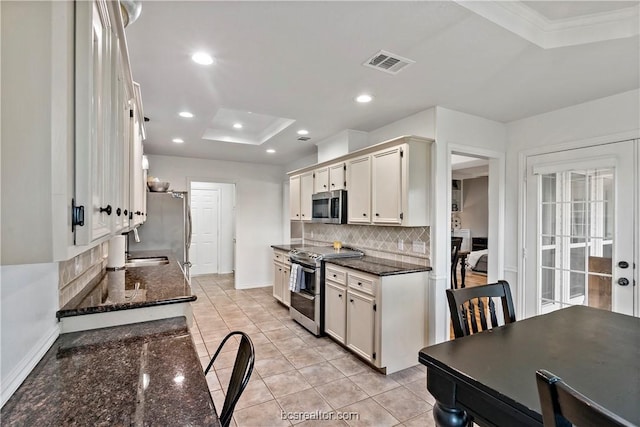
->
left=373, top=303, right=377, bottom=311
left=400, top=149, right=404, bottom=158
left=372, top=352, right=376, bottom=360
left=344, top=181, right=347, bottom=187
left=343, top=164, right=346, bottom=171
left=71, top=198, right=85, bottom=231
left=130, top=109, right=134, bottom=118
left=399, top=213, right=404, bottom=220
left=313, top=173, right=315, bottom=178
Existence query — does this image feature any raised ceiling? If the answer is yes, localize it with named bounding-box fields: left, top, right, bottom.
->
left=124, top=1, right=640, bottom=166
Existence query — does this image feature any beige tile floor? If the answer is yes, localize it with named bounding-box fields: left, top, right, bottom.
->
left=189, top=273, right=438, bottom=427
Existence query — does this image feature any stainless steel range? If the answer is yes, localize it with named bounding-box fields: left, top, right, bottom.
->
left=288, top=246, right=364, bottom=336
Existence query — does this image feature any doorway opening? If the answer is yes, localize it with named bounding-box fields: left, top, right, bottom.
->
left=189, top=180, right=236, bottom=277
left=450, top=154, right=490, bottom=290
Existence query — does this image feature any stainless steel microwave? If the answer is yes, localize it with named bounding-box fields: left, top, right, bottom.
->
left=311, top=190, right=347, bottom=224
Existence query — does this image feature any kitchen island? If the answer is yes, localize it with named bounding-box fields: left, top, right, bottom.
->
left=57, top=251, right=196, bottom=332
left=1, top=317, right=219, bottom=426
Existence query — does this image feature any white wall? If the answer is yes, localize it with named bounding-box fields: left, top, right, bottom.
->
left=459, top=176, right=489, bottom=239
left=147, top=155, right=284, bottom=288
left=1, top=263, right=60, bottom=407
left=505, top=89, right=640, bottom=314
left=189, top=181, right=235, bottom=274
left=367, top=108, right=436, bottom=144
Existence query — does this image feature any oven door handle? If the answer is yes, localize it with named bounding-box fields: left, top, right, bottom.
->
left=293, top=291, right=315, bottom=300
left=291, top=262, right=316, bottom=274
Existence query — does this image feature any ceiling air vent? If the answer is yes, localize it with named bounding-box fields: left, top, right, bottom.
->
left=297, top=136, right=311, bottom=141
left=363, top=50, right=415, bottom=75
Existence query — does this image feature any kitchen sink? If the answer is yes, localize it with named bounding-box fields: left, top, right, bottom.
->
left=125, top=256, right=170, bottom=267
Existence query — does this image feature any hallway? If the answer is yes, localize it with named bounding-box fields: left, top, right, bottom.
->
left=189, top=274, right=437, bottom=426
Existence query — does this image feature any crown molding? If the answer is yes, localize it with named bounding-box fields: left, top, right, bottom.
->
left=455, top=0, right=639, bottom=49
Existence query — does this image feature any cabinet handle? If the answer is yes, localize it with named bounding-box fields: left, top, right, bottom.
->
left=338, top=294, right=342, bottom=298
left=375, top=213, right=380, bottom=217
left=135, top=211, right=141, bottom=216
left=350, top=299, right=354, bottom=303
left=302, top=214, right=305, bottom=217
left=124, top=209, right=128, bottom=216
left=363, top=213, right=367, bottom=217
left=323, top=184, right=327, bottom=188
left=116, top=208, right=122, bottom=216
left=100, top=205, right=112, bottom=215
left=357, top=282, right=362, bottom=286
left=333, top=274, right=337, bottom=278
left=331, top=183, right=335, bottom=187
left=296, top=214, right=299, bottom=217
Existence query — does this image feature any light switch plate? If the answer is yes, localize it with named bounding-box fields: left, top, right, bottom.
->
left=413, top=240, right=426, bottom=254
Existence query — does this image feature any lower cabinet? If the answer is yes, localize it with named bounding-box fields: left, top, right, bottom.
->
left=324, top=263, right=427, bottom=374
left=273, top=249, right=291, bottom=307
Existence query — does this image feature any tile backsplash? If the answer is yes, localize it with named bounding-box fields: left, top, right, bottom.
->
left=303, top=223, right=430, bottom=266
left=58, top=242, right=108, bottom=308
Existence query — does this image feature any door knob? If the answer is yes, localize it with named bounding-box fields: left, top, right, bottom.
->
left=618, top=278, right=630, bottom=286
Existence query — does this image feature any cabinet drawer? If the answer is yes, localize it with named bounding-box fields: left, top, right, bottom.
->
left=325, top=265, right=347, bottom=285
left=273, top=250, right=287, bottom=263
left=348, top=272, right=377, bottom=296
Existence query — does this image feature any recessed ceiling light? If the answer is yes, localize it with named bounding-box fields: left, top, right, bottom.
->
left=191, top=51, right=213, bottom=65
left=266, top=149, right=276, bottom=154
left=233, top=123, right=243, bottom=129
left=355, top=94, right=373, bottom=103
left=297, top=129, right=309, bottom=135
left=178, top=111, right=194, bottom=118
left=172, top=138, right=184, bottom=144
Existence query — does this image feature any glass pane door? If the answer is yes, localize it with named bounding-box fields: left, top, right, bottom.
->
left=525, top=140, right=636, bottom=317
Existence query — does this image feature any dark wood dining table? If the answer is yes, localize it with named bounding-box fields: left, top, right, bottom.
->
left=419, top=306, right=640, bottom=427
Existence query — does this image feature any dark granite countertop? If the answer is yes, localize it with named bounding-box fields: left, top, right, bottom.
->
left=271, top=243, right=316, bottom=251
left=57, top=250, right=196, bottom=318
left=1, top=317, right=219, bottom=426
left=326, top=255, right=432, bottom=276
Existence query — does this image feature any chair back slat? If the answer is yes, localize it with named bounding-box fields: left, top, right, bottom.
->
left=446, top=280, right=516, bottom=338
left=204, top=331, right=255, bottom=427
left=536, top=369, right=635, bottom=427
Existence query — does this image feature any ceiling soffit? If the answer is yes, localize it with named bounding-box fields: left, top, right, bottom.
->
left=455, top=0, right=639, bottom=49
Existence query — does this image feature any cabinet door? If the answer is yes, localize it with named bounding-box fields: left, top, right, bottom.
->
left=314, top=167, right=329, bottom=194
left=347, top=156, right=371, bottom=223
left=372, top=146, right=402, bottom=224
left=289, top=175, right=301, bottom=220
left=300, top=172, right=314, bottom=221
left=325, top=282, right=347, bottom=343
left=346, top=290, right=376, bottom=362
left=329, top=163, right=346, bottom=190
left=283, top=265, right=291, bottom=306
left=74, top=1, right=113, bottom=244
left=273, top=262, right=284, bottom=302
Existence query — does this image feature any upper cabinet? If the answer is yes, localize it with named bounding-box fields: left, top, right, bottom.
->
left=289, top=136, right=432, bottom=226
left=289, top=171, right=313, bottom=221
left=75, top=0, right=146, bottom=244
left=0, top=1, right=145, bottom=264
left=314, top=162, right=346, bottom=193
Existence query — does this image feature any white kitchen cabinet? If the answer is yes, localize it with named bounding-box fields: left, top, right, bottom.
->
left=289, top=171, right=313, bottom=221
left=289, top=175, right=301, bottom=220
left=372, top=146, right=402, bottom=224
left=290, top=135, right=432, bottom=227
left=346, top=155, right=371, bottom=223
left=314, top=162, right=346, bottom=193
left=323, top=263, right=427, bottom=374
left=314, top=167, right=330, bottom=193
left=272, top=249, right=290, bottom=306
left=324, top=265, right=348, bottom=343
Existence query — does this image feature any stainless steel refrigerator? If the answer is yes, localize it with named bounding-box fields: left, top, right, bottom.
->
left=128, top=191, right=192, bottom=278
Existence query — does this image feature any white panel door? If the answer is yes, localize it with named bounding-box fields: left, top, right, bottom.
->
left=525, top=140, right=637, bottom=317
left=190, top=188, right=220, bottom=276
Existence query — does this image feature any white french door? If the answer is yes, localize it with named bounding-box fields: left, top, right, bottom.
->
left=524, top=140, right=637, bottom=317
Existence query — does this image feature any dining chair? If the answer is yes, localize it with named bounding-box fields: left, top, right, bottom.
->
left=446, top=280, right=516, bottom=338
left=451, top=237, right=463, bottom=289
left=204, top=331, right=255, bottom=427
left=536, top=369, right=635, bottom=427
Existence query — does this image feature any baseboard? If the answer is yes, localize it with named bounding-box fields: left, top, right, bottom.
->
left=234, top=283, right=272, bottom=290
left=1, top=325, right=60, bottom=408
